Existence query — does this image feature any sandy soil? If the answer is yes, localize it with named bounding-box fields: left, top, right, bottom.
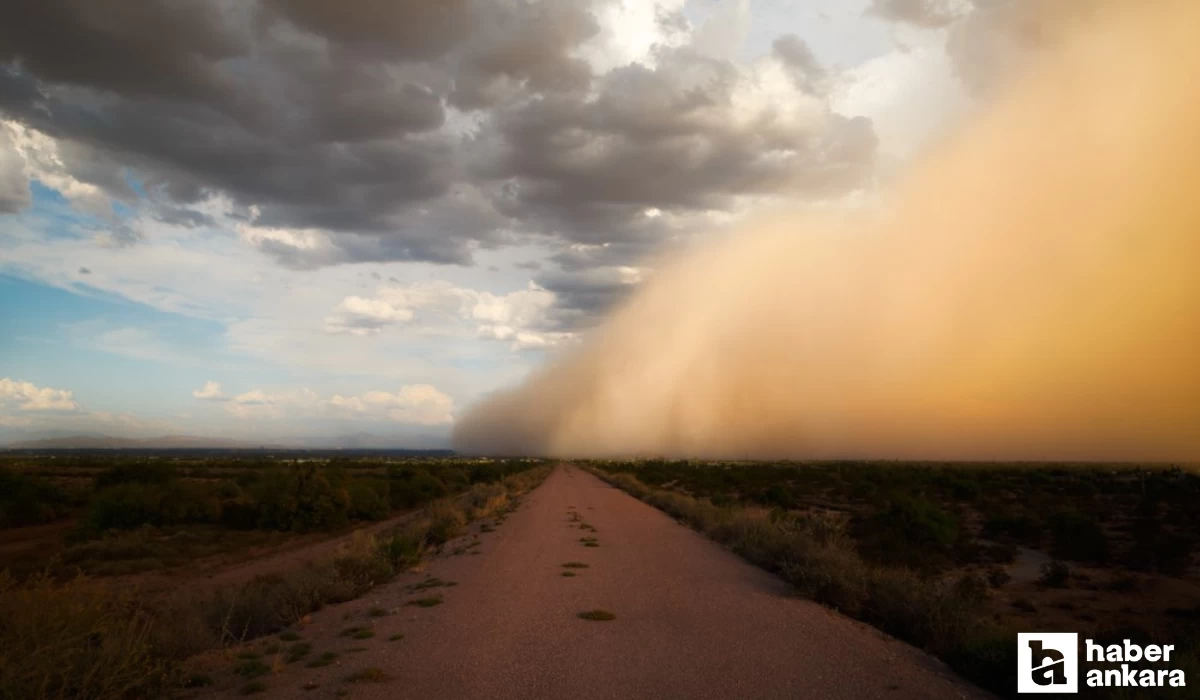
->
left=198, top=465, right=991, bottom=700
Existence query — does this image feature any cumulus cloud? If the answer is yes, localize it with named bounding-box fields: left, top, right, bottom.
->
left=215, top=384, right=453, bottom=425
left=323, top=279, right=577, bottom=350
left=0, top=377, right=79, bottom=411
left=192, top=381, right=226, bottom=400
left=328, top=385, right=455, bottom=425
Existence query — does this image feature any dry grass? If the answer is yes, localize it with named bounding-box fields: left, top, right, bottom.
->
left=344, top=667, right=390, bottom=684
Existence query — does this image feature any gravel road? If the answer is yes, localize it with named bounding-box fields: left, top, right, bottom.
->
left=207, top=464, right=990, bottom=700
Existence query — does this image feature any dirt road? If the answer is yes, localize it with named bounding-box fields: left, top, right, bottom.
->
left=208, top=465, right=989, bottom=699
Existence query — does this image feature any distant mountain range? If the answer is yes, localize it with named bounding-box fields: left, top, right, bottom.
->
left=0, top=432, right=452, bottom=452
left=0, top=434, right=282, bottom=450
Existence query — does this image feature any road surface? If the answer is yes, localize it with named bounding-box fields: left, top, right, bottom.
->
left=208, top=465, right=989, bottom=699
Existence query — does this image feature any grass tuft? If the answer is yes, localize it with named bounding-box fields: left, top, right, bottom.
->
left=305, top=651, right=338, bottom=668
left=234, top=658, right=271, bottom=679
left=285, top=641, right=312, bottom=663
left=344, top=667, right=390, bottom=684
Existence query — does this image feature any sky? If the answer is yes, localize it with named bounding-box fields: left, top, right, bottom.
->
left=0, top=0, right=1021, bottom=447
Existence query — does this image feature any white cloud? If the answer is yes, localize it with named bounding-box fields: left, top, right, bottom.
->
left=217, top=384, right=453, bottom=425
left=324, top=280, right=572, bottom=350
left=3, top=120, right=111, bottom=217
left=324, top=295, right=417, bottom=336
left=0, top=377, right=79, bottom=412
left=192, top=381, right=226, bottom=400
left=328, top=385, right=455, bottom=426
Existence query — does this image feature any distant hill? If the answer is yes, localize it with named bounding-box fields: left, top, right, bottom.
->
left=0, top=434, right=283, bottom=450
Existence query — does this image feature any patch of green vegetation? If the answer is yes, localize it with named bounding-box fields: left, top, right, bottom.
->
left=240, top=680, right=267, bottom=695
left=561, top=571, right=577, bottom=577
left=406, top=596, right=444, bottom=608
left=305, top=651, right=338, bottom=668
left=285, top=642, right=312, bottom=663
left=338, top=626, right=367, bottom=638
left=234, top=659, right=271, bottom=679
left=236, top=650, right=262, bottom=660
left=578, top=609, right=616, bottom=621
left=368, top=606, right=387, bottom=617
left=344, top=667, right=390, bottom=683
left=561, top=562, right=590, bottom=568
left=409, top=577, right=456, bottom=591
left=387, top=633, right=404, bottom=641
left=278, top=631, right=302, bottom=641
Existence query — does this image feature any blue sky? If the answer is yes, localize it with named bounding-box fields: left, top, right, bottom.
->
left=0, top=0, right=978, bottom=446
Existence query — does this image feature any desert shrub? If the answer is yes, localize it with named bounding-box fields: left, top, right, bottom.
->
left=251, top=467, right=351, bottom=532
left=82, top=481, right=223, bottom=534
left=982, top=511, right=1043, bottom=544
left=347, top=479, right=390, bottom=521
left=466, top=482, right=508, bottom=519
left=388, top=469, right=447, bottom=509
left=1049, top=509, right=1109, bottom=564
left=333, top=532, right=394, bottom=590
left=863, top=570, right=988, bottom=651
left=1130, top=517, right=1194, bottom=575
left=857, top=495, right=960, bottom=568
left=379, top=522, right=427, bottom=569
left=439, top=468, right=470, bottom=490
left=1038, top=560, right=1071, bottom=587
left=0, top=572, right=176, bottom=700
left=757, top=484, right=798, bottom=510
left=424, top=500, right=466, bottom=545
left=93, top=463, right=177, bottom=489
left=0, top=468, right=72, bottom=527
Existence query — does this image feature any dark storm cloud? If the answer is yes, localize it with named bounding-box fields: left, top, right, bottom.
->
left=474, top=47, right=877, bottom=249
left=534, top=266, right=641, bottom=329
left=0, top=0, right=248, bottom=101
left=0, top=0, right=877, bottom=294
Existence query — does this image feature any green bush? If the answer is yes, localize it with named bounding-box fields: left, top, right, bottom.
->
left=0, top=469, right=72, bottom=527
left=94, top=463, right=177, bottom=489
left=251, top=467, right=351, bottom=532
left=857, top=495, right=960, bottom=568
left=1049, top=510, right=1109, bottom=564
left=82, top=481, right=223, bottom=533
left=982, top=511, right=1043, bottom=545
left=347, top=479, right=390, bottom=521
